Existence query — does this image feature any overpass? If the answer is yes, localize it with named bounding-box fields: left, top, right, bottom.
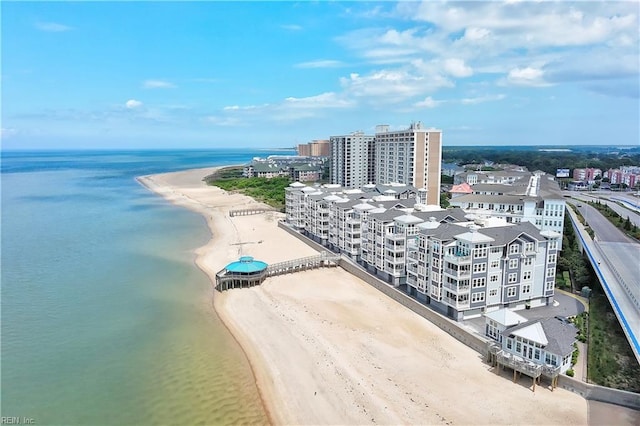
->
left=567, top=204, right=640, bottom=365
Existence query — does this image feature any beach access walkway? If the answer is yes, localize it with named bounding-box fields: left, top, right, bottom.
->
left=215, top=252, right=341, bottom=291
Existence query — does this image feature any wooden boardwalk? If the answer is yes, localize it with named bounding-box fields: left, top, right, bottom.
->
left=265, top=253, right=341, bottom=278
left=229, top=208, right=275, bottom=217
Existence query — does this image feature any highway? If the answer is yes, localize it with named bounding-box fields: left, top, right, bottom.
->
left=568, top=190, right=640, bottom=228
left=569, top=201, right=640, bottom=364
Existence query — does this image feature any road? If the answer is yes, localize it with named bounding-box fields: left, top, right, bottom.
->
left=567, top=201, right=640, bottom=364
left=567, top=190, right=640, bottom=228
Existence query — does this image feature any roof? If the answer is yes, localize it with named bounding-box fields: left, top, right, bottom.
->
left=225, top=256, right=268, bottom=274
left=485, top=308, right=527, bottom=327
left=511, top=322, right=549, bottom=346
left=505, top=317, right=578, bottom=356
left=450, top=182, right=473, bottom=194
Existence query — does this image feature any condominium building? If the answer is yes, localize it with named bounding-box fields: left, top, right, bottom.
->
left=284, top=180, right=561, bottom=321
left=406, top=219, right=559, bottom=320
left=450, top=170, right=566, bottom=241
left=329, top=131, right=375, bottom=188
left=374, top=122, right=442, bottom=206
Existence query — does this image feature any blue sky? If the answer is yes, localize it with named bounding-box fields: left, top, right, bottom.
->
left=2, top=1, right=639, bottom=149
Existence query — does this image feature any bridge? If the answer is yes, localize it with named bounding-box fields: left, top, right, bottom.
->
left=568, top=204, right=640, bottom=364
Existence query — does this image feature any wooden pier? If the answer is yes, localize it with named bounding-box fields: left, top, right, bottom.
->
left=229, top=208, right=275, bottom=217
left=265, top=252, right=340, bottom=278
left=215, top=252, right=341, bottom=291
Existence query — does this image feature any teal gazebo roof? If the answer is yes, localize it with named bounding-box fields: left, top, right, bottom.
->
left=225, top=256, right=268, bottom=274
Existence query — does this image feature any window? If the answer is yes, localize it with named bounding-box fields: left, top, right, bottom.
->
left=507, top=287, right=517, bottom=297
left=522, top=284, right=531, bottom=294
left=547, top=267, right=555, bottom=278
left=507, top=339, right=513, bottom=350
left=534, top=349, right=541, bottom=360
left=490, top=260, right=500, bottom=268
left=472, top=292, right=485, bottom=303
left=548, top=254, right=556, bottom=263
left=516, top=341, right=522, bottom=353
left=490, top=274, right=499, bottom=283
left=522, top=271, right=532, bottom=281
left=508, top=273, right=518, bottom=284
left=509, top=259, right=519, bottom=269
left=473, top=263, right=487, bottom=273
left=472, top=277, right=486, bottom=288
left=545, top=281, right=554, bottom=291
left=523, top=258, right=533, bottom=266
left=509, top=244, right=520, bottom=254
left=489, top=289, right=498, bottom=297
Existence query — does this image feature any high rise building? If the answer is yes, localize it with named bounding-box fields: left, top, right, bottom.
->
left=374, top=122, right=442, bottom=205
left=329, top=131, right=375, bottom=188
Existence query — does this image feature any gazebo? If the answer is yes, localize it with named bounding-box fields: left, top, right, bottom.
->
left=215, top=256, right=268, bottom=291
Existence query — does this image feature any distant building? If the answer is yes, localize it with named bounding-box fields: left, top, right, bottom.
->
left=449, top=170, right=566, bottom=242
left=374, top=122, right=442, bottom=205
left=298, top=140, right=330, bottom=157
left=330, top=131, right=375, bottom=188
left=572, top=168, right=601, bottom=183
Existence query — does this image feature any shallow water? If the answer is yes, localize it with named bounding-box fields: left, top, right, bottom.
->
left=1, top=150, right=288, bottom=425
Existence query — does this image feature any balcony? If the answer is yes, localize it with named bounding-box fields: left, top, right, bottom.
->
left=442, top=281, right=470, bottom=294
left=444, top=252, right=472, bottom=264
left=386, top=233, right=405, bottom=242
left=442, top=296, right=470, bottom=309
left=443, top=267, right=471, bottom=279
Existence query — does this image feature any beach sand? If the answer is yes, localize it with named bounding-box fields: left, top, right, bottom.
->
left=138, top=167, right=636, bottom=425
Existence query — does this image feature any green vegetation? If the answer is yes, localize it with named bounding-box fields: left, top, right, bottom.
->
left=557, top=201, right=640, bottom=391
left=571, top=312, right=588, bottom=343
left=587, top=292, right=640, bottom=392
left=557, top=213, right=592, bottom=291
left=204, top=167, right=290, bottom=211
left=442, top=146, right=640, bottom=179
left=566, top=369, right=575, bottom=377
left=587, top=200, right=640, bottom=240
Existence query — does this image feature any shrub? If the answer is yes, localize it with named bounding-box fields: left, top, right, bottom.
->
left=566, top=369, right=575, bottom=377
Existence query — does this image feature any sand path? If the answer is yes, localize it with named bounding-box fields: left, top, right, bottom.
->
left=138, top=167, right=597, bottom=425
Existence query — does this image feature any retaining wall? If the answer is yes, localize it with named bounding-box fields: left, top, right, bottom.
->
left=277, top=220, right=640, bottom=410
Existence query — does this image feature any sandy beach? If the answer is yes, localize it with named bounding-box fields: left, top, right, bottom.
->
left=137, top=167, right=637, bottom=425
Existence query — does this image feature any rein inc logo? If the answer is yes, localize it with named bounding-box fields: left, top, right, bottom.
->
left=1, top=418, right=35, bottom=425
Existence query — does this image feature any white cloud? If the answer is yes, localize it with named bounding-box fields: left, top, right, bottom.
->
left=143, top=79, right=176, bottom=89
left=443, top=58, right=473, bottom=78
left=0, top=127, right=18, bottom=139
left=460, top=94, right=506, bottom=105
left=35, top=22, right=72, bottom=32
left=283, top=92, right=353, bottom=109
left=414, top=96, right=441, bottom=108
left=504, top=67, right=550, bottom=87
left=125, top=99, right=143, bottom=109
left=295, top=60, right=344, bottom=69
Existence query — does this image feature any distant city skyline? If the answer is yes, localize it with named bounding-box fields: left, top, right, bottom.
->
left=2, top=1, right=638, bottom=150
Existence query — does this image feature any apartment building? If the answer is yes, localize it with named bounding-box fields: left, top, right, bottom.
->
left=329, top=131, right=375, bottom=188
left=450, top=170, right=566, bottom=240
left=298, top=140, right=330, bottom=157
left=374, top=122, right=442, bottom=206
left=406, top=219, right=559, bottom=320
left=284, top=180, right=560, bottom=321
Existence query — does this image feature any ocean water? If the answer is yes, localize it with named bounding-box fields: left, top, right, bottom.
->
left=1, top=150, right=293, bottom=425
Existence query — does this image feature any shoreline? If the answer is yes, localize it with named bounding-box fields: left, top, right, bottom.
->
left=137, top=166, right=638, bottom=425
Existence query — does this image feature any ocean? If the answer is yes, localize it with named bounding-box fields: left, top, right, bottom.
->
left=1, top=149, right=293, bottom=425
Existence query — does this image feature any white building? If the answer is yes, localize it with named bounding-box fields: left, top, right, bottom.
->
left=329, top=131, right=375, bottom=188
left=284, top=181, right=561, bottom=322
left=450, top=170, right=566, bottom=242
left=374, top=122, right=442, bottom=206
